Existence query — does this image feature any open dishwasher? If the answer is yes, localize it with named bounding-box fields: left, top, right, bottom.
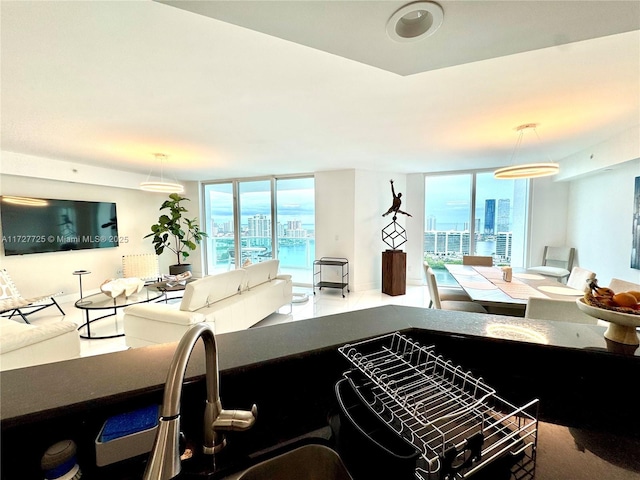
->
left=335, top=332, right=539, bottom=480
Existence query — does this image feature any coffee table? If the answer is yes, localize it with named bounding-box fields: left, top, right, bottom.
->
left=75, top=287, right=164, bottom=339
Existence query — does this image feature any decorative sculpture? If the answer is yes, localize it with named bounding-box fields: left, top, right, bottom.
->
left=382, top=179, right=412, bottom=218
left=100, top=278, right=145, bottom=298
left=382, top=180, right=410, bottom=250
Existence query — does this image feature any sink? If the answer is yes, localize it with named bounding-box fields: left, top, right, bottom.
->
left=222, top=444, right=353, bottom=480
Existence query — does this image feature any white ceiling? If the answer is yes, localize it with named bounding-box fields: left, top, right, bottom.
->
left=1, top=1, right=639, bottom=182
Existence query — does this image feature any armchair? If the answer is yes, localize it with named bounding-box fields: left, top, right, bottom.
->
left=527, top=246, right=575, bottom=282
left=122, top=254, right=160, bottom=282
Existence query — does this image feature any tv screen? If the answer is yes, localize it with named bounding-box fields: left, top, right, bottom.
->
left=1, top=196, right=119, bottom=256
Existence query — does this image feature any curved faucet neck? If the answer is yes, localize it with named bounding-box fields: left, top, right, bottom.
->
left=160, top=323, right=219, bottom=419
left=143, top=323, right=221, bottom=480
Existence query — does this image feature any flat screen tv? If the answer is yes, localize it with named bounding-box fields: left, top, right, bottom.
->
left=1, top=196, right=119, bottom=256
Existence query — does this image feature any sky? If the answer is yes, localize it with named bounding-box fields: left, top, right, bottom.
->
left=205, top=178, right=315, bottom=227
left=204, top=174, right=524, bottom=232
left=425, top=172, right=525, bottom=230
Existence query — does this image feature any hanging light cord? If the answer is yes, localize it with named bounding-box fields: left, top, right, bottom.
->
left=532, top=127, right=554, bottom=163
left=140, top=153, right=184, bottom=193
left=508, top=129, right=525, bottom=166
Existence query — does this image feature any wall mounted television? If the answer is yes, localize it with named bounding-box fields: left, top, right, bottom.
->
left=0, top=196, right=119, bottom=256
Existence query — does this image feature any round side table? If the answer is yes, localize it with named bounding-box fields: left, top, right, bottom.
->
left=73, top=270, right=91, bottom=306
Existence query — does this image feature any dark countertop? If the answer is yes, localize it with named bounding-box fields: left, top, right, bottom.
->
left=2, top=305, right=639, bottom=479
left=1, top=305, right=630, bottom=426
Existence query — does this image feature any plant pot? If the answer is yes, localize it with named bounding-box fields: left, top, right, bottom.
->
left=169, top=264, right=192, bottom=276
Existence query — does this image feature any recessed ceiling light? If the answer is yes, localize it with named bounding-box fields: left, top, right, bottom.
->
left=387, top=1, right=444, bottom=43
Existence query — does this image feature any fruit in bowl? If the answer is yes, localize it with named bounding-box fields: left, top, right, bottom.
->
left=584, top=279, right=640, bottom=315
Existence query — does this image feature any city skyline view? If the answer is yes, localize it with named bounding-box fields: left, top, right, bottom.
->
left=202, top=174, right=527, bottom=277
left=425, top=173, right=524, bottom=232
left=206, top=179, right=315, bottom=232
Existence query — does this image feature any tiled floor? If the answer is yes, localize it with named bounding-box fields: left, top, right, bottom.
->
left=23, top=285, right=429, bottom=358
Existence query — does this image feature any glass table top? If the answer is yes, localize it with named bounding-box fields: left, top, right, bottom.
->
left=74, top=287, right=164, bottom=310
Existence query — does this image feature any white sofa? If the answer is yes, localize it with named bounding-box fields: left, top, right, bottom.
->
left=0, top=318, right=81, bottom=371
left=123, top=259, right=292, bottom=348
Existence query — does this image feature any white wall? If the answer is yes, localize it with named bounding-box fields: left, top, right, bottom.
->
left=405, top=173, right=425, bottom=285
left=526, top=176, right=570, bottom=267
left=315, top=169, right=408, bottom=292
left=566, top=159, right=640, bottom=286
left=0, top=153, right=204, bottom=301
left=314, top=170, right=356, bottom=286
left=354, top=170, right=406, bottom=291
left=3, top=131, right=639, bottom=301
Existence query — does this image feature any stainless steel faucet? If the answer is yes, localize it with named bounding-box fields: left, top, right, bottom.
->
left=143, top=323, right=257, bottom=480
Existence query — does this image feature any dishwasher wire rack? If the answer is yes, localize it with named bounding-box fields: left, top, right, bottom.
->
left=338, top=332, right=539, bottom=480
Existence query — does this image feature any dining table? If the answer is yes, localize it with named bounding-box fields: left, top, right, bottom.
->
left=444, top=264, right=586, bottom=316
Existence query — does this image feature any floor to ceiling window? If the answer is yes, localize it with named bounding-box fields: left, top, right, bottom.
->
left=203, top=176, right=315, bottom=285
left=275, top=177, right=315, bottom=285
left=424, top=171, right=529, bottom=286
left=239, top=179, right=273, bottom=265
left=203, top=182, right=235, bottom=274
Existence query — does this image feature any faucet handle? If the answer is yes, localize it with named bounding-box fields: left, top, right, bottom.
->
left=212, top=404, right=258, bottom=432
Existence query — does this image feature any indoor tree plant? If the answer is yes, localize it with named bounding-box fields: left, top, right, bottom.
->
left=145, top=193, right=207, bottom=275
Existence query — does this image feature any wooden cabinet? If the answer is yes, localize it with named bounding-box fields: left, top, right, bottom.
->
left=382, top=249, right=406, bottom=296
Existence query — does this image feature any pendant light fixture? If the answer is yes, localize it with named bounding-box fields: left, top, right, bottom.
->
left=140, top=153, right=184, bottom=193
left=494, top=124, right=560, bottom=180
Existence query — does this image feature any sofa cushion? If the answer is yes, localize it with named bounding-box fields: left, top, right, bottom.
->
left=243, top=260, right=279, bottom=291
left=0, top=319, right=77, bottom=355
left=0, top=318, right=35, bottom=335
left=180, top=269, right=246, bottom=312
left=124, top=304, right=206, bottom=326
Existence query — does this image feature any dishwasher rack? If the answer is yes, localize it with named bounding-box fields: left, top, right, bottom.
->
left=338, top=332, right=538, bottom=480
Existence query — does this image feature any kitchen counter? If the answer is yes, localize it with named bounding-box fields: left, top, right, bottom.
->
left=2, top=305, right=639, bottom=479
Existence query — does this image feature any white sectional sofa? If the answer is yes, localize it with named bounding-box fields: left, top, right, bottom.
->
left=0, top=318, right=81, bottom=371
left=123, top=259, right=292, bottom=348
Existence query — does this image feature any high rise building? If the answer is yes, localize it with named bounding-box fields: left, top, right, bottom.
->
left=426, top=215, right=437, bottom=231
left=287, top=220, right=302, bottom=231
left=484, top=199, right=495, bottom=234
left=497, top=199, right=511, bottom=233
left=248, top=214, right=271, bottom=238
left=424, top=231, right=471, bottom=255
left=496, top=232, right=512, bottom=259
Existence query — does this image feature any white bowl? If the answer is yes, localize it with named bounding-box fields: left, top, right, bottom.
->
left=576, top=297, right=640, bottom=346
left=576, top=298, right=640, bottom=327
left=101, top=278, right=145, bottom=298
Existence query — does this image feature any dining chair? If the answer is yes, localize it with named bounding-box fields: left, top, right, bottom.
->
left=524, top=297, right=597, bottom=324
left=527, top=246, right=575, bottom=282
left=425, top=265, right=487, bottom=313
left=462, top=255, right=493, bottom=266
left=423, top=262, right=471, bottom=307
left=608, top=278, right=640, bottom=292
left=566, top=267, right=596, bottom=293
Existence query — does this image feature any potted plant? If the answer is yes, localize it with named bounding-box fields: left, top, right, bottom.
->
left=145, top=193, right=208, bottom=275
